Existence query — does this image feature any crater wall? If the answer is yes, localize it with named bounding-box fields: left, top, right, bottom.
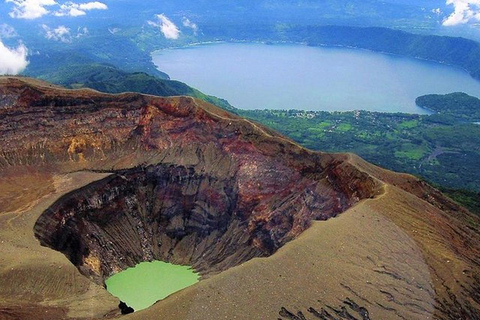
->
left=35, top=159, right=380, bottom=284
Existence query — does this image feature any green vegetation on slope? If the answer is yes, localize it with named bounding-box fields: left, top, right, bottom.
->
left=24, top=33, right=168, bottom=80
left=237, top=93, right=480, bottom=215
left=238, top=108, right=480, bottom=192
left=438, top=188, right=480, bottom=217
left=416, top=92, right=480, bottom=122
left=36, top=63, right=235, bottom=112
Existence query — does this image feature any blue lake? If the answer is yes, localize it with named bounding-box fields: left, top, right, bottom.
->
left=152, top=43, right=480, bottom=113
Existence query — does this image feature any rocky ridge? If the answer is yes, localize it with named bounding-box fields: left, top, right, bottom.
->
left=0, top=76, right=479, bottom=319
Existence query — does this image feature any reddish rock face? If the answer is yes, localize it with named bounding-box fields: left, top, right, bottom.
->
left=34, top=159, right=378, bottom=284
left=3, top=77, right=480, bottom=319
left=0, top=77, right=381, bottom=282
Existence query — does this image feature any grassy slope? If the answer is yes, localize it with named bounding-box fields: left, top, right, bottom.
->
left=36, top=63, right=235, bottom=112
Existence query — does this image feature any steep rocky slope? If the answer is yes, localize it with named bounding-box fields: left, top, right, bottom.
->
left=0, top=76, right=479, bottom=320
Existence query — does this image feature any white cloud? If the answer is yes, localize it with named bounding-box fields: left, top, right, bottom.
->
left=432, top=8, right=442, bottom=15
left=148, top=14, right=180, bottom=40
left=0, top=24, right=18, bottom=38
left=55, top=6, right=85, bottom=16
left=42, top=24, right=71, bottom=42
left=77, top=1, right=105, bottom=10
left=443, top=0, right=480, bottom=26
left=182, top=17, right=198, bottom=35
left=108, top=27, right=120, bottom=34
left=0, top=40, right=29, bottom=75
left=5, top=0, right=107, bottom=19
left=6, top=0, right=57, bottom=19
left=53, top=1, right=107, bottom=17
left=42, top=24, right=88, bottom=42
left=76, top=26, right=88, bottom=38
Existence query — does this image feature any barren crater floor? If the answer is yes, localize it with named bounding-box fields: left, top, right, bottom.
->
left=0, top=77, right=480, bottom=320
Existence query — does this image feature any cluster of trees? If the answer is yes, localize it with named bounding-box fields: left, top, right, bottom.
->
left=416, top=92, right=480, bottom=122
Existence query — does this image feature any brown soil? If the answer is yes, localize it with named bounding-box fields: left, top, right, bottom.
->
left=1, top=76, right=479, bottom=320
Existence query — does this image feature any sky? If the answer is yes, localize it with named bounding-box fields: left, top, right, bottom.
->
left=0, top=0, right=110, bottom=74
left=1, top=0, right=480, bottom=75
left=0, top=0, right=186, bottom=74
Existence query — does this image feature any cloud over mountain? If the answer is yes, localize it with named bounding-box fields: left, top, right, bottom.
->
left=443, top=0, right=480, bottom=26
left=0, top=24, right=18, bottom=38
left=42, top=24, right=71, bottom=42
left=182, top=17, right=198, bottom=34
left=42, top=24, right=88, bottom=42
left=0, top=40, right=28, bottom=75
left=5, top=0, right=107, bottom=19
left=148, top=14, right=180, bottom=39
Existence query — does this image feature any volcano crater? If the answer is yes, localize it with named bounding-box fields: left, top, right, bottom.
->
left=34, top=157, right=379, bottom=288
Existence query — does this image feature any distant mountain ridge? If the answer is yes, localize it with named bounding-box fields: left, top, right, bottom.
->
left=30, top=63, right=235, bottom=112
left=196, top=25, right=480, bottom=81
left=301, top=26, right=480, bottom=81
left=21, top=25, right=480, bottom=91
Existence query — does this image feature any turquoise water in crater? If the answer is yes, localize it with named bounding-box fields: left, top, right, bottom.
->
left=105, top=261, right=200, bottom=311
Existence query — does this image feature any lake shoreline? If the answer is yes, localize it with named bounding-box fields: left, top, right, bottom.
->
left=151, top=39, right=477, bottom=82
left=152, top=42, right=480, bottom=114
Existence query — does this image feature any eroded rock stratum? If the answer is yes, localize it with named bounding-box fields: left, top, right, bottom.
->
left=1, top=77, right=480, bottom=320
left=34, top=158, right=378, bottom=284
left=0, top=76, right=379, bottom=282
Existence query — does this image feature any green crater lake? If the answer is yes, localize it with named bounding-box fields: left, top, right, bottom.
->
left=105, top=261, right=200, bottom=311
